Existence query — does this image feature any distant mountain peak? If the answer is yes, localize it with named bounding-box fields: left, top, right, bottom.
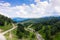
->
left=12, top=17, right=29, bottom=22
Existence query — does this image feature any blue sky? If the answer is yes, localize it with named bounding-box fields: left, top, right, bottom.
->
left=0, top=0, right=35, bottom=6
left=0, top=0, right=60, bottom=18
left=0, top=0, right=47, bottom=6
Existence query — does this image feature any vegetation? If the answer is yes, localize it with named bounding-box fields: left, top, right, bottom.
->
left=0, top=14, right=14, bottom=32
left=16, top=23, right=37, bottom=40
left=22, top=16, right=60, bottom=40
left=0, top=14, right=37, bottom=40
left=1, top=14, right=60, bottom=40
left=0, top=14, right=13, bottom=25
left=4, top=28, right=19, bottom=40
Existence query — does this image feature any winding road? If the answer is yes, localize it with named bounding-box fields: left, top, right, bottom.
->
left=0, top=33, right=6, bottom=40
left=26, top=24, right=44, bottom=40
left=0, top=24, right=17, bottom=40
left=0, top=24, right=44, bottom=40
left=35, top=32, right=44, bottom=40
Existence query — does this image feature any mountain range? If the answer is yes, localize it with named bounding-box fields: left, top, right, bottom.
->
left=12, top=16, right=60, bottom=23
left=12, top=17, right=29, bottom=22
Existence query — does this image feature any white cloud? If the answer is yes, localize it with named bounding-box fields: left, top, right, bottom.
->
left=54, top=0, right=60, bottom=13
left=55, top=6, right=60, bottom=12
left=0, top=2, right=10, bottom=7
left=0, top=12, right=9, bottom=17
left=35, top=0, right=40, bottom=3
left=49, top=0, right=60, bottom=14
left=0, top=0, right=60, bottom=18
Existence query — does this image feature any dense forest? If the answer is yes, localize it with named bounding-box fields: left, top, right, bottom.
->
left=0, top=14, right=14, bottom=31
left=0, top=14, right=13, bottom=26
left=17, top=16, right=60, bottom=40
left=0, top=14, right=60, bottom=40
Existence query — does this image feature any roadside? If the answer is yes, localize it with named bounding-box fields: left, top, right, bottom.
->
left=25, top=24, right=44, bottom=40
left=0, top=24, right=17, bottom=40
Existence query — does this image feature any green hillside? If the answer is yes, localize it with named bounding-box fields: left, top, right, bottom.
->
left=0, top=14, right=13, bottom=32
left=1, top=15, right=60, bottom=40
left=21, top=16, right=60, bottom=23
left=21, top=16, right=60, bottom=40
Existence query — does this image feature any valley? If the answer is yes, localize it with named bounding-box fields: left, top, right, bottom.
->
left=0, top=14, right=60, bottom=40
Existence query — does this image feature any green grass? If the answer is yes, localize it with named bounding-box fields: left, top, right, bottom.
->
left=38, top=26, right=46, bottom=39
left=4, top=28, right=19, bottom=40
left=5, top=28, right=37, bottom=40
left=38, top=30, right=45, bottom=39
left=38, top=26, right=60, bottom=40
left=0, top=24, right=12, bottom=32
left=53, top=32, right=60, bottom=40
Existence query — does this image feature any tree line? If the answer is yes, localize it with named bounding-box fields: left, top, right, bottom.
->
left=0, top=14, right=13, bottom=26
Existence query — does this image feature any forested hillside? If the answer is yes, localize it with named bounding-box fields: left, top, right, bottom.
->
left=0, top=14, right=14, bottom=32
left=19, top=16, right=60, bottom=40
left=0, top=14, right=14, bottom=25
left=1, top=15, right=60, bottom=40
left=22, top=16, right=60, bottom=23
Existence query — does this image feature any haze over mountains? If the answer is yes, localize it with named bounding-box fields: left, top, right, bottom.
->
left=0, top=13, right=60, bottom=40
left=12, top=17, right=29, bottom=22
left=12, top=16, right=60, bottom=23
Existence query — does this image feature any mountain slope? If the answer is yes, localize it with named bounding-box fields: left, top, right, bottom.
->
left=0, top=14, right=13, bottom=25
left=21, top=16, right=60, bottom=24
left=0, top=14, right=14, bottom=32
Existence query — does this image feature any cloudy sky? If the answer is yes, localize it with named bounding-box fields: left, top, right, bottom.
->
left=0, top=0, right=60, bottom=18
